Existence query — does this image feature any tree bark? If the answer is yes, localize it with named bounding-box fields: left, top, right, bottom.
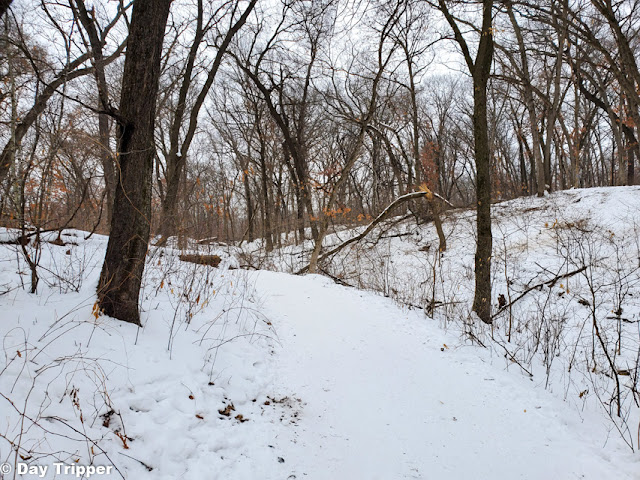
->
left=439, top=0, right=494, bottom=324
left=97, top=0, right=172, bottom=325
left=472, top=34, right=494, bottom=324
left=0, top=0, right=12, bottom=18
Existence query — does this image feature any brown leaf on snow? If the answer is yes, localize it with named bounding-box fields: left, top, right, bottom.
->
left=218, top=403, right=236, bottom=416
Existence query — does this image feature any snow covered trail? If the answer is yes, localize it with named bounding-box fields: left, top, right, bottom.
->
left=256, top=271, right=638, bottom=480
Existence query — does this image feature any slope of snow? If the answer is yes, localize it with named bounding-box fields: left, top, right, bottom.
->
left=0, top=186, right=639, bottom=479
left=258, top=272, right=638, bottom=479
left=248, top=186, right=640, bottom=453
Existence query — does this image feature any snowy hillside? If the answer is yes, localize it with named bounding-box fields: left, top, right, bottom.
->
left=1, top=187, right=639, bottom=479
left=252, top=187, right=640, bottom=441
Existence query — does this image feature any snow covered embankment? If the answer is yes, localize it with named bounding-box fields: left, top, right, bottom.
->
left=252, top=186, right=640, bottom=456
left=1, top=187, right=640, bottom=479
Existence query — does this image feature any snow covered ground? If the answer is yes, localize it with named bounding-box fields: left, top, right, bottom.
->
left=254, top=185, right=640, bottom=453
left=1, top=187, right=639, bottom=479
left=259, top=272, right=638, bottom=479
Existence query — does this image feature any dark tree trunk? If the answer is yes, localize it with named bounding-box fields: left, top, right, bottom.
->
left=472, top=1, right=494, bottom=324
left=97, top=0, right=172, bottom=325
left=296, top=186, right=305, bottom=242
left=98, top=114, right=115, bottom=226
left=159, top=153, right=186, bottom=241
left=292, top=146, right=319, bottom=241
left=0, top=0, right=11, bottom=18
left=243, top=167, right=254, bottom=242
left=439, top=0, right=494, bottom=324
left=158, top=0, right=256, bottom=243
left=627, top=140, right=635, bottom=185
left=518, top=135, right=528, bottom=196
left=472, top=57, right=494, bottom=323
left=257, top=127, right=274, bottom=251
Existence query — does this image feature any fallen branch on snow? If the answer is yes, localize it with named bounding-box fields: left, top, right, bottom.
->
left=492, top=265, right=587, bottom=319
left=297, top=190, right=453, bottom=275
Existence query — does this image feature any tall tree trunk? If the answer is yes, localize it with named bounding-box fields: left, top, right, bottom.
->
left=97, top=0, right=172, bottom=325
left=243, top=166, right=254, bottom=242
left=257, top=126, right=274, bottom=251
left=159, top=154, right=186, bottom=241
left=624, top=128, right=636, bottom=185
left=157, top=0, right=204, bottom=244
left=507, top=3, right=545, bottom=197
left=541, top=3, right=568, bottom=193
left=472, top=42, right=494, bottom=324
left=158, top=0, right=257, bottom=243
left=74, top=0, right=117, bottom=227
left=296, top=187, right=305, bottom=242
left=293, top=147, right=319, bottom=241
left=282, top=145, right=306, bottom=242
left=439, top=0, right=494, bottom=324
left=518, top=133, right=528, bottom=195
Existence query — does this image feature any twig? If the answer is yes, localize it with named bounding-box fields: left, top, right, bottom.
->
left=318, top=267, right=355, bottom=288
left=118, top=452, right=153, bottom=471
left=492, top=265, right=587, bottom=319
left=492, top=339, right=534, bottom=377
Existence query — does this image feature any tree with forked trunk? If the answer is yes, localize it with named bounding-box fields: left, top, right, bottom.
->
left=437, top=0, right=494, bottom=324
left=156, top=0, right=257, bottom=246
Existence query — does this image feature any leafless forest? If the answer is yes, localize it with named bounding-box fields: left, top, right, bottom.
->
left=2, top=0, right=640, bottom=459
left=3, top=0, right=639, bottom=323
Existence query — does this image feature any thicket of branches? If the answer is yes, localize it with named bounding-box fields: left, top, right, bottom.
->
left=1, top=0, right=639, bottom=318
left=2, top=0, right=636, bottom=239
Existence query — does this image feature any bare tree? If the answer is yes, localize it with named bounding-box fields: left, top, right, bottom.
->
left=437, top=0, right=494, bottom=323
left=156, top=0, right=257, bottom=245
left=97, top=0, right=172, bottom=325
